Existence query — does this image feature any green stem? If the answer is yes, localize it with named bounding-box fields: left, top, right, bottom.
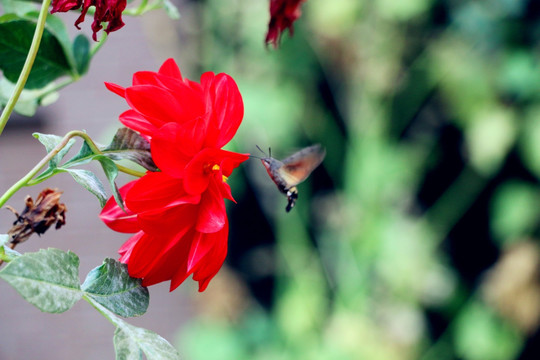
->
left=83, top=294, right=121, bottom=327
left=116, top=164, right=146, bottom=178
left=0, top=0, right=52, bottom=136
left=0, top=130, right=145, bottom=208
left=45, top=77, right=75, bottom=94
left=0, top=130, right=80, bottom=208
left=74, top=132, right=146, bottom=178
left=90, top=32, right=108, bottom=57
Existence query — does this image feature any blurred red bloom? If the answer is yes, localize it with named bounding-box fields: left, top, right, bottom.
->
left=265, top=0, right=307, bottom=47
left=100, top=59, right=249, bottom=291
left=51, top=0, right=127, bottom=41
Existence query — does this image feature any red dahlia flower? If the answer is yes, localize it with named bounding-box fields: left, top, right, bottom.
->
left=51, top=0, right=127, bottom=41
left=100, top=59, right=249, bottom=291
left=266, top=0, right=307, bottom=47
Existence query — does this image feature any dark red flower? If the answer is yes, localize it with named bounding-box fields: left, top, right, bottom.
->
left=51, top=0, right=127, bottom=41
left=265, top=0, right=307, bottom=48
left=100, top=59, right=249, bottom=292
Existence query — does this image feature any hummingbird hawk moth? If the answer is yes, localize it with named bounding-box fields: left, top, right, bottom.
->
left=257, top=144, right=326, bottom=212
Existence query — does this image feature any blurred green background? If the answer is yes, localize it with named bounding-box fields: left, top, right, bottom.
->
left=2, top=0, right=540, bottom=359
left=173, top=0, right=540, bottom=359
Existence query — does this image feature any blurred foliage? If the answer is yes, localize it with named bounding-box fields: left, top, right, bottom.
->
left=167, top=0, right=540, bottom=359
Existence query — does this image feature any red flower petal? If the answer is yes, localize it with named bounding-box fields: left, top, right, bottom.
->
left=128, top=223, right=195, bottom=279
left=191, top=221, right=229, bottom=292
left=201, top=73, right=244, bottom=148
left=124, top=85, right=185, bottom=127
left=169, top=225, right=228, bottom=292
left=105, top=82, right=126, bottom=97
left=125, top=172, right=199, bottom=213
left=137, top=202, right=198, bottom=237
left=158, top=58, right=183, bottom=79
left=183, top=148, right=249, bottom=196
left=183, top=148, right=221, bottom=195
left=140, top=230, right=199, bottom=287
left=99, top=180, right=139, bottom=233
left=220, top=181, right=235, bottom=202
left=221, top=152, right=250, bottom=177
left=118, top=231, right=144, bottom=263
left=118, top=109, right=159, bottom=137
left=151, top=122, right=204, bottom=177
left=196, top=181, right=226, bottom=233
left=132, top=71, right=162, bottom=86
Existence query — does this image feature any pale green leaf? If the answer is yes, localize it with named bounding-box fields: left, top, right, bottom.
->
left=87, top=300, right=180, bottom=360
left=33, top=132, right=75, bottom=169
left=82, top=259, right=149, bottom=318
left=61, top=168, right=107, bottom=207
left=0, top=248, right=82, bottom=313
left=114, top=327, right=144, bottom=360
left=114, top=321, right=181, bottom=360
left=162, top=0, right=181, bottom=19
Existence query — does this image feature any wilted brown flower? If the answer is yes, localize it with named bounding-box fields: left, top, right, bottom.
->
left=6, top=188, right=67, bottom=246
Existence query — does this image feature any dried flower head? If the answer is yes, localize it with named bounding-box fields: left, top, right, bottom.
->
left=265, top=0, right=307, bottom=48
left=6, top=188, right=67, bottom=246
left=50, top=0, right=127, bottom=41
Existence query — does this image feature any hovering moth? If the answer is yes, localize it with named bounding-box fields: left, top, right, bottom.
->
left=258, top=144, right=326, bottom=212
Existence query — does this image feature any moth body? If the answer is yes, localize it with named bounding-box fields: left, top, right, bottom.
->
left=259, top=144, right=325, bottom=212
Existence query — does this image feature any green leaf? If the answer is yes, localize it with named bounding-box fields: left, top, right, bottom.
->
left=0, top=234, right=21, bottom=262
left=62, top=141, right=124, bottom=209
left=0, top=248, right=82, bottom=313
left=39, top=11, right=77, bottom=74
left=0, top=17, right=71, bottom=89
left=113, top=322, right=181, bottom=360
left=82, top=259, right=149, bottom=318
left=33, top=132, right=75, bottom=169
left=64, top=128, right=157, bottom=172
left=62, top=140, right=95, bottom=167
left=95, top=155, right=124, bottom=211
left=73, top=34, right=90, bottom=76
left=19, top=11, right=77, bottom=74
left=0, top=77, right=59, bottom=117
left=0, top=0, right=38, bottom=17
left=61, top=168, right=108, bottom=207
left=86, top=299, right=180, bottom=360
left=162, top=0, right=181, bottom=19
left=102, top=127, right=158, bottom=171
left=114, top=327, right=144, bottom=360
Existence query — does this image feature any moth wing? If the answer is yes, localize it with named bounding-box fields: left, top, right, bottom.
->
left=279, top=145, right=326, bottom=187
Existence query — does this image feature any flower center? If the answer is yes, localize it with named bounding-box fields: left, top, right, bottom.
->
left=205, top=163, right=228, bottom=183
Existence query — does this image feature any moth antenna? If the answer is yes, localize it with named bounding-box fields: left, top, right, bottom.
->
left=268, top=147, right=272, bottom=158
left=249, top=154, right=263, bottom=160
left=255, top=145, right=266, bottom=156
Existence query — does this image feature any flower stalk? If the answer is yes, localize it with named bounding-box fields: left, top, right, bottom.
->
left=0, top=0, right=52, bottom=136
left=0, top=131, right=145, bottom=208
